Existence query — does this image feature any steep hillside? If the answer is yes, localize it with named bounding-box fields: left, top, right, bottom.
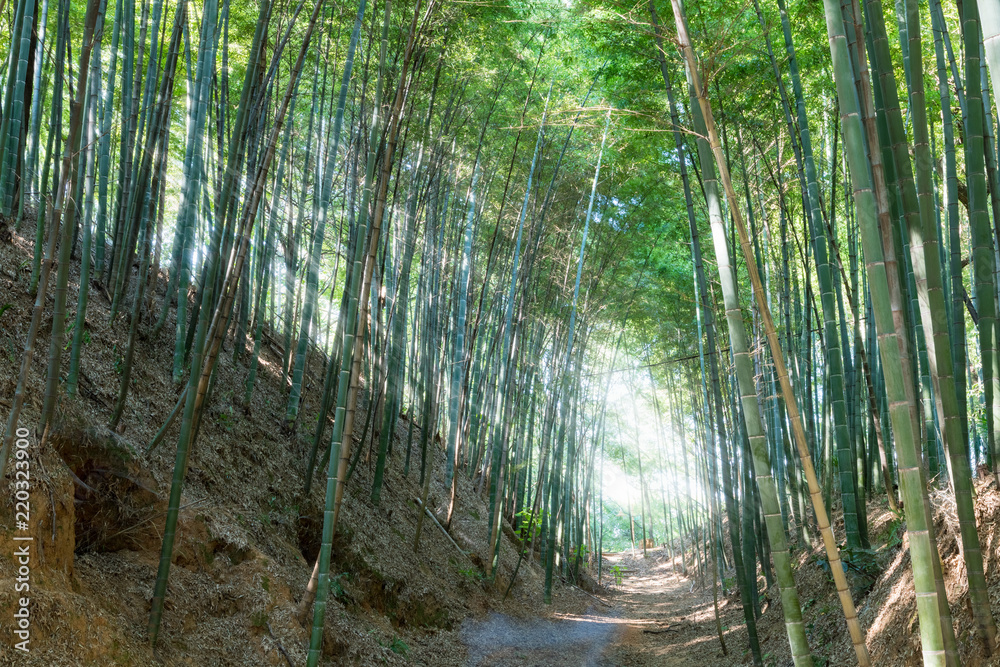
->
left=711, top=486, right=1000, bottom=667
left=0, top=230, right=597, bottom=666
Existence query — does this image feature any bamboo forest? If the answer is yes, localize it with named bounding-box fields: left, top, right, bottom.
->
left=12, top=0, right=1000, bottom=665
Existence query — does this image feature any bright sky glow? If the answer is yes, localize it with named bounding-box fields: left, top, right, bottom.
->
left=598, top=365, right=706, bottom=516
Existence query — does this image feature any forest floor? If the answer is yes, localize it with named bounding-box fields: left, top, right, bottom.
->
left=455, top=550, right=719, bottom=666
left=589, top=550, right=734, bottom=667
left=461, top=544, right=822, bottom=667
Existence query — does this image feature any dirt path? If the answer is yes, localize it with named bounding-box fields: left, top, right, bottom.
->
left=602, top=551, right=738, bottom=666
left=459, top=549, right=742, bottom=667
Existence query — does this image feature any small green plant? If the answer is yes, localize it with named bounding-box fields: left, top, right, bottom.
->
left=826, top=545, right=880, bottom=598
left=218, top=409, right=234, bottom=432
left=251, top=610, right=268, bottom=628
left=880, top=511, right=905, bottom=549
left=63, top=319, right=76, bottom=349
left=458, top=566, right=484, bottom=582
left=389, top=637, right=409, bottom=657
left=610, top=564, right=625, bottom=587
left=514, top=509, right=545, bottom=548
left=331, top=571, right=350, bottom=598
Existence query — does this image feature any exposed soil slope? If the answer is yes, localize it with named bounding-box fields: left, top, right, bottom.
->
left=0, top=228, right=597, bottom=666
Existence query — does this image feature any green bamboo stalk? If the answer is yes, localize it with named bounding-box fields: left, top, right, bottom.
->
left=31, top=0, right=68, bottom=294
left=373, top=0, right=428, bottom=506
left=36, top=0, right=103, bottom=434
left=66, top=3, right=107, bottom=397
left=148, top=0, right=317, bottom=644
left=110, top=2, right=184, bottom=427
left=443, top=157, right=477, bottom=521
left=0, top=0, right=30, bottom=215
left=931, top=0, right=968, bottom=470
left=0, top=0, right=67, bottom=477
left=962, top=0, right=1000, bottom=473
left=1, top=0, right=37, bottom=216
left=647, top=4, right=763, bottom=658
left=94, top=0, right=120, bottom=279
left=150, top=11, right=192, bottom=335
left=284, top=16, right=356, bottom=428
left=895, top=0, right=999, bottom=649
left=106, top=0, right=136, bottom=291
left=245, top=89, right=293, bottom=408
left=823, top=0, right=958, bottom=661
left=983, top=0, right=1000, bottom=110
left=169, top=0, right=221, bottom=383
left=775, top=0, right=864, bottom=548
left=291, top=0, right=370, bottom=639
left=480, top=82, right=553, bottom=564
left=670, top=0, right=821, bottom=662
left=544, top=108, right=608, bottom=603
left=22, top=0, right=50, bottom=231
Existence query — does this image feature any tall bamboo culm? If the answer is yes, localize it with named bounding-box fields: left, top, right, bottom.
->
left=821, top=0, right=958, bottom=661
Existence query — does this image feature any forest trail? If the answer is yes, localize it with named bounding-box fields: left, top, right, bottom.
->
left=460, top=548, right=738, bottom=667
left=600, top=550, right=738, bottom=667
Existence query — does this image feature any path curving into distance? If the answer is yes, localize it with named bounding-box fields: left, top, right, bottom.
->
left=460, top=548, right=736, bottom=666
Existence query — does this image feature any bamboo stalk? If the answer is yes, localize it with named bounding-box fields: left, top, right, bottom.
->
left=669, top=0, right=869, bottom=662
